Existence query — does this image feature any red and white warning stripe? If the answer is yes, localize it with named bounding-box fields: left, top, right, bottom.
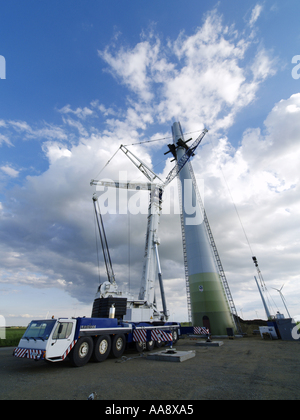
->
left=193, top=327, right=210, bottom=335
left=133, top=329, right=147, bottom=342
left=62, top=340, right=77, bottom=360
left=151, top=330, right=173, bottom=342
left=14, top=347, right=27, bottom=358
left=14, top=347, right=44, bottom=360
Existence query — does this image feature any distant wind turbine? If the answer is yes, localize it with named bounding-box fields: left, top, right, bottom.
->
left=272, top=284, right=292, bottom=318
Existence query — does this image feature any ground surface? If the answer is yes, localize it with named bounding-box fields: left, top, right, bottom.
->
left=0, top=336, right=299, bottom=400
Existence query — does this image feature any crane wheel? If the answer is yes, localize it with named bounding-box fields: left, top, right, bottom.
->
left=69, top=337, right=93, bottom=367
left=110, top=333, right=126, bottom=358
left=92, top=335, right=111, bottom=362
left=135, top=342, right=144, bottom=353
left=172, top=330, right=178, bottom=344
left=146, top=340, right=155, bottom=351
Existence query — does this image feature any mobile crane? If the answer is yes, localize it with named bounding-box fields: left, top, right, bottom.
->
left=13, top=126, right=208, bottom=367
left=90, top=129, right=208, bottom=324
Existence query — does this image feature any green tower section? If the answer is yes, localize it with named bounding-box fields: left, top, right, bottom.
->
left=189, top=272, right=234, bottom=335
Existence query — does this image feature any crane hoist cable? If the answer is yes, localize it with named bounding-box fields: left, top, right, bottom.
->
left=123, top=129, right=205, bottom=146
left=93, top=146, right=121, bottom=181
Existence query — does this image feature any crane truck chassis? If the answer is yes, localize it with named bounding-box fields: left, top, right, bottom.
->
left=13, top=316, right=209, bottom=367
left=12, top=316, right=187, bottom=367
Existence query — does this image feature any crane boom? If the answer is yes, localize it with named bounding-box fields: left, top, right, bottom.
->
left=119, top=145, right=163, bottom=183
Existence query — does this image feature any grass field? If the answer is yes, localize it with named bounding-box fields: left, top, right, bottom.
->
left=0, top=327, right=27, bottom=347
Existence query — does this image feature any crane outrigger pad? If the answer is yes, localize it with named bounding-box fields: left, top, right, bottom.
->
left=147, top=349, right=196, bottom=362
left=195, top=340, right=224, bottom=347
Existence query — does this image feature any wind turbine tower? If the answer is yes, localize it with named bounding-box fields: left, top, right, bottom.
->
left=171, top=122, right=237, bottom=335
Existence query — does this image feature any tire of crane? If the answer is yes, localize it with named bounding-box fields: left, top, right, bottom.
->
left=111, top=333, right=126, bottom=358
left=135, top=342, right=144, bottom=353
left=91, top=335, right=111, bottom=362
left=172, top=330, right=178, bottom=344
left=146, top=340, right=155, bottom=351
left=69, top=337, right=93, bottom=367
left=155, top=340, right=164, bottom=348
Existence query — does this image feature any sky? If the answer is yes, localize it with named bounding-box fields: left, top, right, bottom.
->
left=1, top=1, right=300, bottom=326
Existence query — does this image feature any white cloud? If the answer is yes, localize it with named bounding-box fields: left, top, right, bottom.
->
left=8, top=120, right=32, bottom=132
left=62, top=117, right=89, bottom=137
left=251, top=45, right=277, bottom=81
left=58, top=104, right=94, bottom=119
left=0, top=134, right=13, bottom=147
left=99, top=35, right=169, bottom=102
left=98, top=8, right=277, bottom=136
left=8, top=120, right=68, bottom=141
left=42, top=141, right=72, bottom=163
left=97, top=103, right=116, bottom=116
left=249, top=4, right=263, bottom=27
left=1, top=165, right=19, bottom=178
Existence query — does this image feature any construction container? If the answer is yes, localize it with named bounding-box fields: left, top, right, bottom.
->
left=276, top=318, right=300, bottom=341
left=259, top=326, right=278, bottom=339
